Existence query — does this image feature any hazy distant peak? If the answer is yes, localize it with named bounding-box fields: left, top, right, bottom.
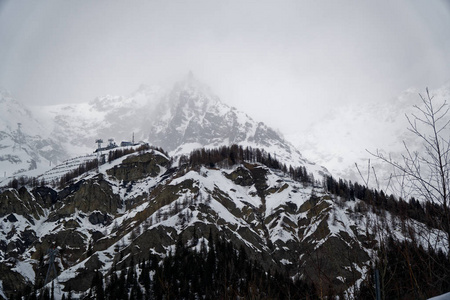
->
left=137, top=83, right=152, bottom=92
left=0, top=89, right=12, bottom=101
left=169, top=75, right=221, bottom=110
left=0, top=91, right=33, bottom=122
left=187, top=70, right=195, bottom=81
left=177, top=72, right=213, bottom=92
left=88, top=95, right=122, bottom=111
left=133, top=83, right=162, bottom=95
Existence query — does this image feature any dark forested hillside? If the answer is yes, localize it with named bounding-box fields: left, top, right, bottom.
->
left=1, top=145, right=449, bottom=300
left=86, top=234, right=318, bottom=300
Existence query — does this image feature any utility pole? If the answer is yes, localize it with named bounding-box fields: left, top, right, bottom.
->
left=96, top=139, right=103, bottom=150
left=375, top=268, right=381, bottom=300
left=44, top=243, right=59, bottom=285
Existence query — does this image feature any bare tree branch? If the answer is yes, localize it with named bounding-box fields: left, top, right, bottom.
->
left=368, top=88, right=450, bottom=249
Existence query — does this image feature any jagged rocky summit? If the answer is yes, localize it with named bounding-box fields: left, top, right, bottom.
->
left=0, top=74, right=326, bottom=183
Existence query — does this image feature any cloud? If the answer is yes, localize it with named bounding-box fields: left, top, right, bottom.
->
left=0, top=0, right=449, bottom=135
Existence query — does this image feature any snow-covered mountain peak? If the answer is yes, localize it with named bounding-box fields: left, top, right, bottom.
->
left=0, top=76, right=328, bottom=181
left=89, top=95, right=123, bottom=110
left=0, top=93, right=69, bottom=180
left=168, top=73, right=220, bottom=111
left=0, top=92, right=35, bottom=131
left=0, top=89, right=12, bottom=102
left=131, top=84, right=164, bottom=104
left=145, top=76, right=326, bottom=177
left=2, top=80, right=449, bottom=298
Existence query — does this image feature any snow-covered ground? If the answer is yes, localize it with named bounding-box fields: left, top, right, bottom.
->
left=429, top=292, right=450, bottom=300
left=289, top=83, right=450, bottom=191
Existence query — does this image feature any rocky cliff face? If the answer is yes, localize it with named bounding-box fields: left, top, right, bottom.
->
left=0, top=147, right=444, bottom=298
left=145, top=76, right=311, bottom=169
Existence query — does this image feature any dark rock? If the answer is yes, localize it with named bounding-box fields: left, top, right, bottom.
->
left=106, top=152, right=169, bottom=181
left=248, top=165, right=269, bottom=195
left=63, top=254, right=104, bottom=292
left=0, top=188, right=44, bottom=220
left=224, top=166, right=254, bottom=186
left=88, top=211, right=112, bottom=225
left=53, top=178, right=121, bottom=216
left=32, top=186, right=57, bottom=207
left=91, top=230, right=105, bottom=242
left=21, top=229, right=37, bottom=248
left=6, top=213, right=17, bottom=222
left=0, top=264, right=31, bottom=298
left=57, top=179, right=84, bottom=200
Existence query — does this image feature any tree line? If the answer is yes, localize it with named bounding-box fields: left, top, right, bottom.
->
left=57, top=159, right=100, bottom=188
left=106, top=144, right=166, bottom=163
left=325, top=175, right=446, bottom=234
left=356, top=236, right=450, bottom=299
left=23, top=232, right=319, bottom=300
left=182, top=144, right=314, bottom=184
left=325, top=175, right=450, bottom=298
left=2, top=144, right=168, bottom=191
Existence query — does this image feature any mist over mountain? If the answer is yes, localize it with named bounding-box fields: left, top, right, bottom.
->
left=0, top=90, right=68, bottom=177
left=292, top=82, right=450, bottom=188
left=0, top=74, right=326, bottom=183
left=2, top=1, right=450, bottom=298
left=2, top=75, right=449, bottom=191
left=0, top=76, right=449, bottom=299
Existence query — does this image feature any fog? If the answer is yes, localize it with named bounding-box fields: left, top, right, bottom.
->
left=1, top=0, right=450, bottom=151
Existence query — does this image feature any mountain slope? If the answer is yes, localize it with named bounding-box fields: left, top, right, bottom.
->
left=31, top=84, right=165, bottom=159
left=1, top=75, right=327, bottom=185
left=146, top=76, right=311, bottom=169
left=0, top=91, right=67, bottom=180
left=0, top=146, right=447, bottom=299
left=293, top=83, right=450, bottom=187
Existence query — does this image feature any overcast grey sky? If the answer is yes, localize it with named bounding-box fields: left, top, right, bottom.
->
left=1, top=1, right=450, bottom=134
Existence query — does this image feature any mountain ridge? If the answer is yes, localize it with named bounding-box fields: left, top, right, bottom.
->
left=0, top=75, right=327, bottom=185
left=0, top=91, right=68, bottom=178
left=0, top=144, right=448, bottom=299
